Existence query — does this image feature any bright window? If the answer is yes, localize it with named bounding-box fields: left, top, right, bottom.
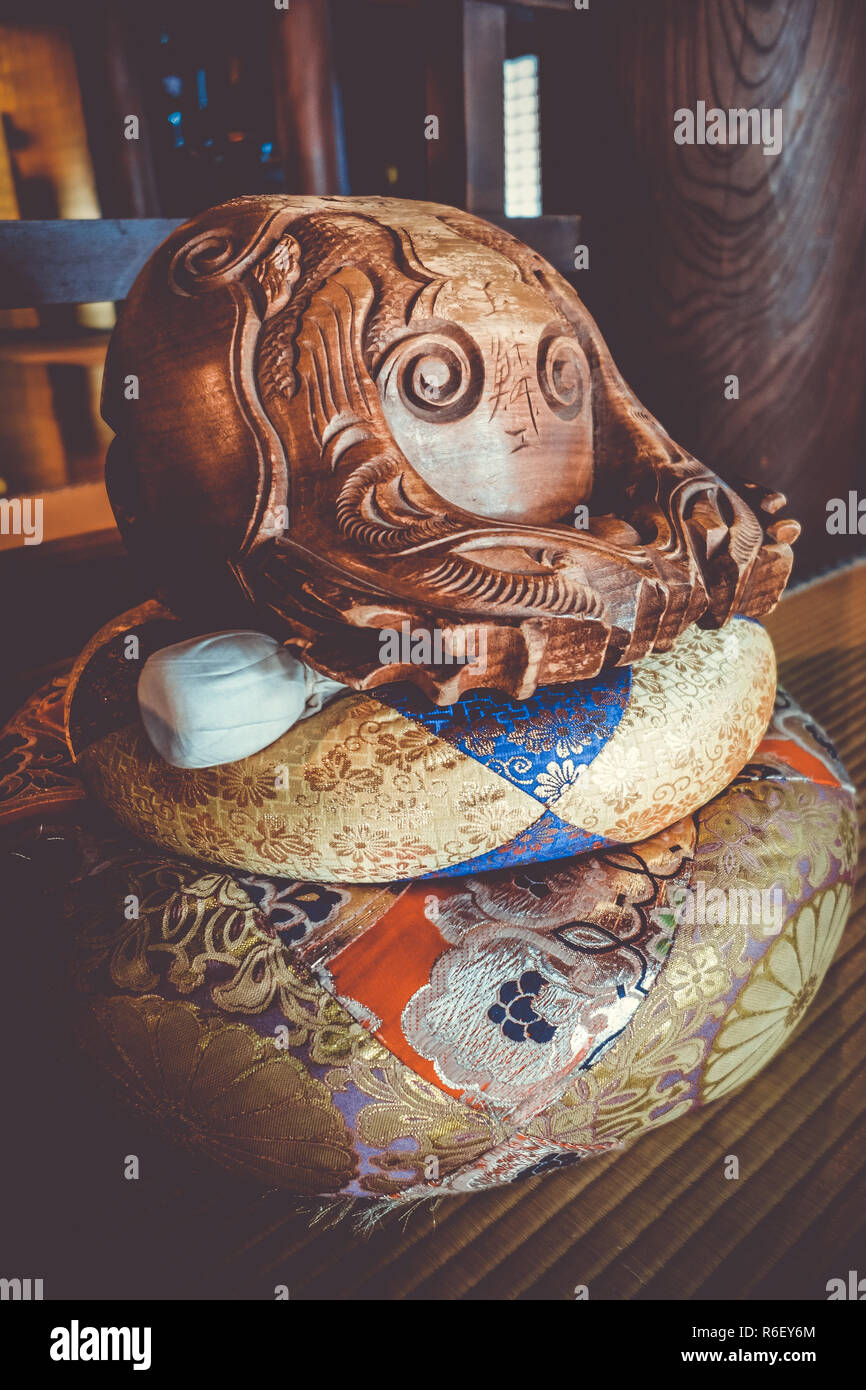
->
left=504, top=54, right=542, bottom=218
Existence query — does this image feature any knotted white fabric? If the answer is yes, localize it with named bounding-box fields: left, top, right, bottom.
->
left=138, top=631, right=347, bottom=768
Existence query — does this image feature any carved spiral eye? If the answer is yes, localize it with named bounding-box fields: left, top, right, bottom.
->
left=537, top=334, right=586, bottom=421
left=408, top=347, right=463, bottom=407
left=380, top=329, right=483, bottom=423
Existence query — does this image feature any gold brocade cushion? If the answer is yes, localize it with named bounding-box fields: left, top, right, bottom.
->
left=0, top=676, right=856, bottom=1198
left=54, top=689, right=855, bottom=1197
left=65, top=603, right=776, bottom=883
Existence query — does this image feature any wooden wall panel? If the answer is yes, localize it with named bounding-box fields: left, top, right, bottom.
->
left=547, top=0, right=866, bottom=578
left=0, top=22, right=117, bottom=500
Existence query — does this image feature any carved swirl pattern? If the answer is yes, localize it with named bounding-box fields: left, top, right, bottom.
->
left=103, top=196, right=800, bottom=699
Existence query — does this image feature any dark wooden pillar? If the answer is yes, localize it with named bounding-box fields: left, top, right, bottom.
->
left=424, top=0, right=505, bottom=213
left=272, top=0, right=342, bottom=195
left=71, top=1, right=161, bottom=218
left=565, top=0, right=866, bottom=578
left=464, top=0, right=505, bottom=214
left=423, top=0, right=466, bottom=207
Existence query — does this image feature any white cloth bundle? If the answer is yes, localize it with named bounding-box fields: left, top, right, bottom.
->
left=138, top=631, right=347, bottom=768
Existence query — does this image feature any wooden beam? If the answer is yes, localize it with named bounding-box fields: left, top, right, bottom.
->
left=0, top=481, right=116, bottom=553
left=0, top=214, right=578, bottom=312
left=423, top=0, right=466, bottom=206
left=0, top=220, right=183, bottom=308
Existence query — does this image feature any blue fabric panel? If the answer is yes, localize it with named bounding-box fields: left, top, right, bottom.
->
left=422, top=807, right=609, bottom=879
left=376, top=668, right=632, bottom=808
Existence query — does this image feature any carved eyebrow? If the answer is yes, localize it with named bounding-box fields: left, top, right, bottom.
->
left=394, top=224, right=448, bottom=322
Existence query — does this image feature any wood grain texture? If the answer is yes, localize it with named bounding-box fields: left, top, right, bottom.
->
left=0, top=330, right=111, bottom=365
left=102, top=194, right=797, bottom=701
left=0, top=21, right=95, bottom=493
left=554, top=0, right=866, bottom=579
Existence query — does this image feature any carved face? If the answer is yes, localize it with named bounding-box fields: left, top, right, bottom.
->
left=103, top=195, right=796, bottom=702
left=374, top=238, right=593, bottom=524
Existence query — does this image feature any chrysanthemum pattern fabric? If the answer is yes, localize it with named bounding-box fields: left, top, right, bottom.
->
left=0, top=678, right=855, bottom=1198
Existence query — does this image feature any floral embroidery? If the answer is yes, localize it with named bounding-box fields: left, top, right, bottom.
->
left=180, top=809, right=231, bottom=861
left=5, top=651, right=855, bottom=1199
left=534, top=757, right=582, bottom=803
left=379, top=666, right=630, bottom=801
left=68, top=608, right=778, bottom=883
left=391, top=1133, right=617, bottom=1198
left=508, top=704, right=608, bottom=758
left=239, top=877, right=348, bottom=944
left=328, top=824, right=435, bottom=873
left=697, top=780, right=853, bottom=904
left=552, top=620, right=777, bottom=841
left=450, top=716, right=502, bottom=760
left=701, top=885, right=851, bottom=1102
left=247, top=815, right=317, bottom=867
left=453, top=782, right=514, bottom=831
left=148, top=757, right=211, bottom=810
left=302, top=747, right=381, bottom=794
left=199, top=763, right=279, bottom=809
left=488, top=971, right=557, bottom=1043
left=78, top=995, right=357, bottom=1191
left=397, top=839, right=691, bottom=1112
left=665, top=943, right=727, bottom=1009
left=534, top=786, right=855, bottom=1149
left=352, top=1067, right=496, bottom=1195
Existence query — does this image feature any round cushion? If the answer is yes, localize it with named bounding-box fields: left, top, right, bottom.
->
left=60, top=687, right=855, bottom=1198
left=65, top=603, right=776, bottom=883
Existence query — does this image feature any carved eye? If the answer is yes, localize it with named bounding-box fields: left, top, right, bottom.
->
left=379, top=328, right=483, bottom=423
left=538, top=334, right=586, bottom=421
left=407, top=346, right=464, bottom=406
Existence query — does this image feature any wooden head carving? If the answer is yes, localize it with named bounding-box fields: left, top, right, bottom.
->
left=103, top=196, right=799, bottom=701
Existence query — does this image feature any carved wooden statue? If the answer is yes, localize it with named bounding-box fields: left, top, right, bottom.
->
left=103, top=196, right=799, bottom=701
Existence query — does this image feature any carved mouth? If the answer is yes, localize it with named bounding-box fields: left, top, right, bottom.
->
left=396, top=521, right=647, bottom=560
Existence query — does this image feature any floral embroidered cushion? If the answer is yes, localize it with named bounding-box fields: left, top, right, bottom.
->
left=64, top=602, right=776, bottom=882
left=46, top=688, right=854, bottom=1197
